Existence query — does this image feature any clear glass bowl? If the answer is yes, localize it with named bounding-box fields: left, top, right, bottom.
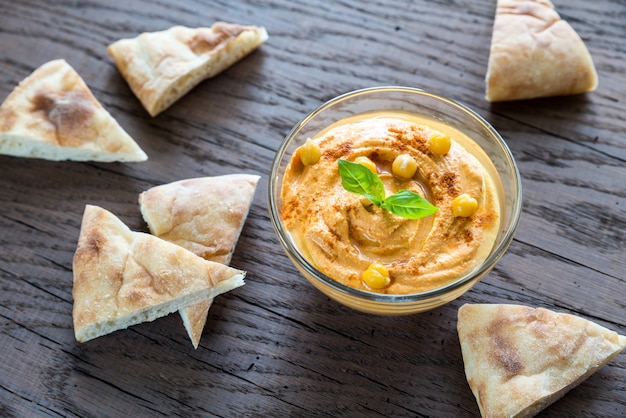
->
left=268, top=86, right=522, bottom=315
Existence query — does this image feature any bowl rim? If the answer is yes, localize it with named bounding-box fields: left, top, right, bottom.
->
left=268, top=85, right=522, bottom=304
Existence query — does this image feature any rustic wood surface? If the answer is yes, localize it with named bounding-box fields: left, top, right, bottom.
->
left=1, top=0, right=624, bottom=417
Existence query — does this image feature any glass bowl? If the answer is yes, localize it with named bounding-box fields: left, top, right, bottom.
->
left=268, top=86, right=522, bottom=315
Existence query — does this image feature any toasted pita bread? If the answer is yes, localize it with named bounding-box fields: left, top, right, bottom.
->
left=139, top=174, right=260, bottom=348
left=72, top=204, right=245, bottom=343
left=485, top=0, right=598, bottom=102
left=107, top=22, right=268, bottom=117
left=0, top=59, right=147, bottom=162
left=457, top=303, right=626, bottom=418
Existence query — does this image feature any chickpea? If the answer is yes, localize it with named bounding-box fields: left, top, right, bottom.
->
left=452, top=193, right=478, bottom=217
left=392, top=154, right=418, bottom=179
left=429, top=133, right=451, bottom=156
left=298, top=138, right=321, bottom=166
left=354, top=156, right=377, bottom=173
left=362, top=263, right=391, bottom=289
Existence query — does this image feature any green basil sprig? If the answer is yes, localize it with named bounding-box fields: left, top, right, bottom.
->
left=338, top=159, right=438, bottom=219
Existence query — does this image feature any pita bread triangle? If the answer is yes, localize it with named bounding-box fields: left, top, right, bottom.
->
left=485, top=0, right=598, bottom=102
left=0, top=59, right=147, bottom=162
left=107, top=22, right=268, bottom=117
left=72, top=204, right=245, bottom=343
left=457, top=303, right=626, bottom=418
left=138, top=174, right=260, bottom=348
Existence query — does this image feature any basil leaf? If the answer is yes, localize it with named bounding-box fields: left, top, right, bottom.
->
left=338, top=159, right=385, bottom=205
left=338, top=159, right=438, bottom=220
left=380, top=189, right=438, bottom=219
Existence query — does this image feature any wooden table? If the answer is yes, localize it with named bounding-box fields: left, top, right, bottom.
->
left=1, top=1, right=624, bottom=416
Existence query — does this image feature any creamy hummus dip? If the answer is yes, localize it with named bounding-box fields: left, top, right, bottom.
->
left=281, top=112, right=501, bottom=294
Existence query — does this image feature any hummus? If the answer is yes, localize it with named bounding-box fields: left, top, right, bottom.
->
left=281, top=112, right=502, bottom=294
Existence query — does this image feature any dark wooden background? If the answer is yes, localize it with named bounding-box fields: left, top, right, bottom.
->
left=1, top=1, right=624, bottom=417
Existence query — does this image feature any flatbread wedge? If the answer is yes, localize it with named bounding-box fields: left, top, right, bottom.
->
left=107, top=22, right=269, bottom=117
left=457, top=303, right=626, bottom=418
left=0, top=59, right=147, bottom=162
left=72, top=204, right=246, bottom=343
left=485, top=0, right=598, bottom=102
left=139, top=174, right=260, bottom=348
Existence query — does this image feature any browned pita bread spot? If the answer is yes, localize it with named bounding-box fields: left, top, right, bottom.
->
left=485, top=0, right=598, bottom=102
left=139, top=174, right=260, bottom=348
left=0, top=59, right=147, bottom=161
left=72, top=205, right=245, bottom=343
left=107, top=23, right=269, bottom=117
left=457, top=303, right=626, bottom=417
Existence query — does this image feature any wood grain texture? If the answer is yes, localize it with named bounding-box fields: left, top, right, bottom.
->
left=1, top=0, right=625, bottom=417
